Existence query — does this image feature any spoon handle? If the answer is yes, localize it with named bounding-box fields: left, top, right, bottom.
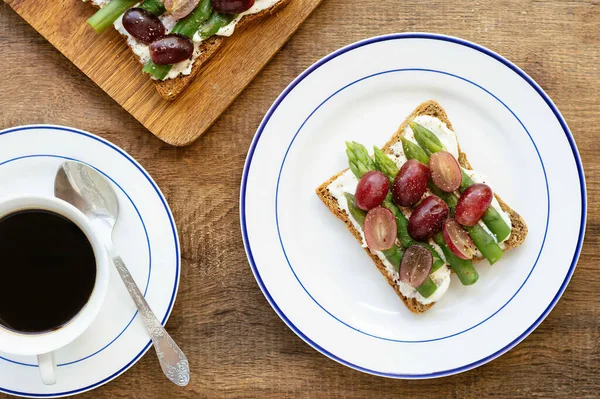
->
left=112, top=255, right=190, bottom=386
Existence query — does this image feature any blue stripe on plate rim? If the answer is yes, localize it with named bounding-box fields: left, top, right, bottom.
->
left=0, top=125, right=181, bottom=397
left=240, top=33, right=587, bottom=378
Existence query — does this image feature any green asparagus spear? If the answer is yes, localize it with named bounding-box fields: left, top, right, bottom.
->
left=142, top=61, right=172, bottom=80
left=373, top=146, right=398, bottom=183
left=401, top=137, right=429, bottom=165
left=197, top=13, right=236, bottom=40
left=346, top=142, right=375, bottom=179
left=381, top=246, right=403, bottom=272
left=429, top=254, right=445, bottom=273
left=460, top=169, right=474, bottom=191
left=416, top=277, right=438, bottom=298
left=409, top=121, right=445, bottom=155
left=171, top=0, right=213, bottom=36
left=87, top=0, right=138, bottom=34
left=481, top=208, right=511, bottom=243
left=344, top=193, right=366, bottom=226
left=434, top=232, right=479, bottom=285
left=139, top=0, right=166, bottom=15
left=465, top=224, right=504, bottom=265
left=441, top=243, right=479, bottom=285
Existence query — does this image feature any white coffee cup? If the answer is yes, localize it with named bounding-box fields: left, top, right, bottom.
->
left=0, top=195, right=109, bottom=385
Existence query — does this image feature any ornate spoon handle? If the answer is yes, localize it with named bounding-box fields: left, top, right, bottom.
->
left=112, top=255, right=190, bottom=386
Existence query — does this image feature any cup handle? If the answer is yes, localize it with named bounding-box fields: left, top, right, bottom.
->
left=37, top=352, right=57, bottom=385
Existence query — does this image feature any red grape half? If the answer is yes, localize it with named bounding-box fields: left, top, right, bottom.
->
left=364, top=207, right=397, bottom=251
left=455, top=183, right=493, bottom=226
left=400, top=245, right=433, bottom=288
left=355, top=170, right=389, bottom=211
left=408, top=195, right=449, bottom=241
left=443, top=218, right=476, bottom=259
left=392, top=160, right=430, bottom=207
left=429, top=151, right=462, bottom=192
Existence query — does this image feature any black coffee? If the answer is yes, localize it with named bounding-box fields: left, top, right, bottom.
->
left=0, top=210, right=96, bottom=333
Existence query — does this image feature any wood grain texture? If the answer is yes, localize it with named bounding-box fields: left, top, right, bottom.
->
left=1, top=0, right=600, bottom=397
left=3, top=0, right=321, bottom=146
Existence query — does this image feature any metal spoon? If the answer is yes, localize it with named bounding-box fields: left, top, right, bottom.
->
left=54, top=161, right=190, bottom=387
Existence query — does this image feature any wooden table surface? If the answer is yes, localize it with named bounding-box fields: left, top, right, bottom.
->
left=1, top=0, right=599, bottom=397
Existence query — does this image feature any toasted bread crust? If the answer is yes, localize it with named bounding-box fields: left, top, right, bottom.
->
left=316, top=100, right=528, bottom=314
left=154, top=0, right=291, bottom=100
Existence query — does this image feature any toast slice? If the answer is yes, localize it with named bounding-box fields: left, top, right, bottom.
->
left=88, top=0, right=290, bottom=100
left=316, top=100, right=528, bottom=314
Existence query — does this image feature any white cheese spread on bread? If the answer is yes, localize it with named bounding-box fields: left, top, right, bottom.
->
left=327, top=115, right=512, bottom=305
left=327, top=170, right=368, bottom=248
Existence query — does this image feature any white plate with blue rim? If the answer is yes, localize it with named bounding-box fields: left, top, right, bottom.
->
left=240, top=33, right=586, bottom=378
left=0, top=125, right=180, bottom=396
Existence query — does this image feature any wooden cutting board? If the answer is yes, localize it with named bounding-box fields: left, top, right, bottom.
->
left=4, top=0, right=322, bottom=146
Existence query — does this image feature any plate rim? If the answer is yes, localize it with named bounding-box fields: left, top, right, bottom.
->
left=0, top=125, right=181, bottom=397
left=240, top=33, right=587, bottom=379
